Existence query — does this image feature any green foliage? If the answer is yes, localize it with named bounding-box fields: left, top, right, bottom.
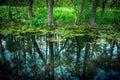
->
left=27, top=8, right=48, bottom=26
left=76, top=8, right=120, bottom=25
left=0, top=25, right=120, bottom=41
left=0, top=6, right=8, bottom=24
left=33, top=0, right=46, bottom=8
left=27, top=18, right=47, bottom=26
left=0, top=25, right=48, bottom=37
left=54, top=7, right=75, bottom=24
left=96, top=8, right=120, bottom=25
left=54, top=0, right=72, bottom=7
left=71, top=0, right=82, bottom=13
left=0, top=5, right=119, bottom=26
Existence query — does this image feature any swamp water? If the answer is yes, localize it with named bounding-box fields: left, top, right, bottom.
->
left=0, top=33, right=120, bottom=80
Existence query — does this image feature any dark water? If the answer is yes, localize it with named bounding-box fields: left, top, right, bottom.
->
left=0, top=33, right=120, bottom=80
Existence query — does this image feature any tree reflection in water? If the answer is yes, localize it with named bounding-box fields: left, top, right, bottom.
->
left=0, top=34, right=120, bottom=80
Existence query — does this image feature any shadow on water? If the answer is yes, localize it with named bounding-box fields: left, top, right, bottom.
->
left=0, top=33, right=120, bottom=80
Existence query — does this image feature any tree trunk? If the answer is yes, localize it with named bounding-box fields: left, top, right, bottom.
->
left=82, top=38, right=90, bottom=80
left=28, top=0, right=33, bottom=19
left=0, top=40, right=5, bottom=62
left=101, top=0, right=108, bottom=16
left=116, top=41, right=120, bottom=59
left=48, top=0, right=54, bottom=25
left=89, top=0, right=99, bottom=27
left=110, top=40, right=116, bottom=70
left=48, top=33, right=54, bottom=79
left=32, top=36, right=46, bottom=64
left=75, top=37, right=81, bottom=79
left=8, top=1, right=13, bottom=24
left=46, top=0, right=48, bottom=7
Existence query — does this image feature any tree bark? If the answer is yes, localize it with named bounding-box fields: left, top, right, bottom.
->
left=8, top=0, right=13, bottom=24
left=101, top=0, right=108, bottom=16
left=110, top=40, right=116, bottom=70
left=46, top=0, right=48, bottom=7
left=82, top=37, right=91, bottom=80
left=0, top=40, right=5, bottom=62
left=48, top=0, right=54, bottom=25
left=82, top=43, right=90, bottom=80
left=75, top=37, right=81, bottom=79
left=28, top=0, right=33, bottom=19
left=48, top=33, right=54, bottom=79
left=32, top=36, right=46, bottom=64
left=116, top=41, right=120, bottom=59
left=89, top=0, right=99, bottom=27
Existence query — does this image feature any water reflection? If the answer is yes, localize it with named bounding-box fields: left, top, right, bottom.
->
left=0, top=33, right=120, bottom=80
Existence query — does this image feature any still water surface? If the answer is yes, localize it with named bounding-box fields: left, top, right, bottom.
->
left=0, top=33, right=120, bottom=80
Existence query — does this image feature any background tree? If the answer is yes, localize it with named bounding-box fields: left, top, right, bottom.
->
left=28, top=0, right=33, bottom=19
left=101, top=0, right=108, bottom=16
left=8, top=0, right=13, bottom=24
left=48, top=0, right=54, bottom=25
left=89, top=0, right=99, bottom=26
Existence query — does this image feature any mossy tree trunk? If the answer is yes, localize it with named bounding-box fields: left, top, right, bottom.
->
left=75, top=37, right=82, bottom=79
left=101, top=0, right=108, bottom=16
left=28, top=0, right=33, bottom=19
left=82, top=37, right=91, bottom=80
left=8, top=0, right=13, bottom=24
left=48, top=0, right=54, bottom=25
left=89, top=0, right=99, bottom=27
left=48, top=33, right=54, bottom=79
